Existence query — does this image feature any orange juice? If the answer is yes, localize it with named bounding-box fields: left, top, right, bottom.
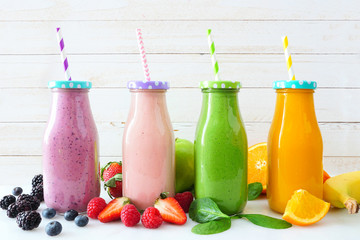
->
left=267, top=80, right=323, bottom=213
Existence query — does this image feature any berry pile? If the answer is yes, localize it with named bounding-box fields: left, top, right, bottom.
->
left=42, top=208, right=89, bottom=236
left=0, top=174, right=43, bottom=231
left=86, top=191, right=193, bottom=229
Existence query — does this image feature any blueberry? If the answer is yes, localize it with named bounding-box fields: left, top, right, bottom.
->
left=42, top=208, right=56, bottom=219
left=64, top=209, right=78, bottom=221
left=12, top=187, right=23, bottom=196
left=75, top=215, right=89, bottom=227
left=45, top=221, right=62, bottom=236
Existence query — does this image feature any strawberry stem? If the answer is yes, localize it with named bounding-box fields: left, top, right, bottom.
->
left=160, top=192, right=169, bottom=199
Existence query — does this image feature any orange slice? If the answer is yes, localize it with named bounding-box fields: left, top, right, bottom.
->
left=248, top=142, right=331, bottom=193
left=248, top=142, right=267, bottom=193
left=323, top=170, right=331, bottom=183
left=282, top=189, right=330, bottom=226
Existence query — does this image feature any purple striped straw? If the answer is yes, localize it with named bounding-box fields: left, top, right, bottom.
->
left=56, top=27, right=72, bottom=81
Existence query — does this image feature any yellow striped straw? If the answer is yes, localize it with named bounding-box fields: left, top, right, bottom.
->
left=282, top=36, right=296, bottom=81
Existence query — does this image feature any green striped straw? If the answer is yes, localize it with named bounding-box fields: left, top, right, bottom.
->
left=207, top=29, right=220, bottom=81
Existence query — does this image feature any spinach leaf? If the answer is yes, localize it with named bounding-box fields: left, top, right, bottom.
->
left=234, top=214, right=292, bottom=229
left=192, top=218, right=231, bottom=235
left=189, top=198, right=229, bottom=223
left=248, top=182, right=263, bottom=200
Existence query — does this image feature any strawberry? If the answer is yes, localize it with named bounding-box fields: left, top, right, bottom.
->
left=87, top=197, right=107, bottom=219
left=98, top=197, right=129, bottom=223
left=121, top=204, right=140, bottom=227
left=174, top=192, right=193, bottom=213
left=104, top=174, right=123, bottom=198
left=101, top=162, right=122, bottom=182
left=154, top=194, right=187, bottom=225
left=141, top=207, right=163, bottom=229
left=101, top=161, right=123, bottom=199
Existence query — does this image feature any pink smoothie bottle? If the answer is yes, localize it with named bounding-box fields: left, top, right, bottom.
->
left=122, top=81, right=175, bottom=210
left=43, top=80, right=100, bottom=213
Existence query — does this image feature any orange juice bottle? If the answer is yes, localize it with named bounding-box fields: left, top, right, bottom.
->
left=267, top=80, right=323, bottom=213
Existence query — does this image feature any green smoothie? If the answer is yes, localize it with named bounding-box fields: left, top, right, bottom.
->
left=194, top=81, right=248, bottom=215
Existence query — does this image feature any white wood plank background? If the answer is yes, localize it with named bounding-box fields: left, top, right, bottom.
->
left=0, top=0, right=359, bottom=185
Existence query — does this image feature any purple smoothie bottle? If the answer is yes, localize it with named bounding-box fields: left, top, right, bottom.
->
left=43, top=80, right=100, bottom=213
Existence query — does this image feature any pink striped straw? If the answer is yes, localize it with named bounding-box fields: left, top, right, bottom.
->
left=136, top=29, right=151, bottom=81
left=56, top=27, right=72, bottom=81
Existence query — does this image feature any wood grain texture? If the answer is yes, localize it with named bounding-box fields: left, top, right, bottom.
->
left=0, top=0, right=359, bottom=21
left=0, top=0, right=359, bottom=176
left=0, top=88, right=358, bottom=123
left=0, top=21, right=359, bottom=54
left=0, top=54, right=359, bottom=88
left=0, top=122, right=358, bottom=157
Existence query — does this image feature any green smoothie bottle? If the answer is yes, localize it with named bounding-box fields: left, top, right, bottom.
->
left=194, top=80, right=248, bottom=215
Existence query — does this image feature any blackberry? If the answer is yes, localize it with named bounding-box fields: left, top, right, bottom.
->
left=16, top=211, right=42, bottom=230
left=31, top=174, right=43, bottom=188
left=17, top=194, right=40, bottom=211
left=0, top=195, right=16, bottom=210
left=16, top=200, right=33, bottom=213
left=7, top=203, right=19, bottom=218
left=17, top=194, right=33, bottom=202
left=31, top=184, right=44, bottom=202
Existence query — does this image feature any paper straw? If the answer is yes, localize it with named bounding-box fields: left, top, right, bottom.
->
left=136, top=29, right=151, bottom=82
left=56, top=28, right=72, bottom=81
left=282, top=36, right=295, bottom=81
left=207, top=29, right=220, bottom=81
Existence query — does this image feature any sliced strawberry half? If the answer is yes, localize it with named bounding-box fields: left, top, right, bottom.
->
left=154, top=194, right=187, bottom=225
left=98, top=197, right=130, bottom=223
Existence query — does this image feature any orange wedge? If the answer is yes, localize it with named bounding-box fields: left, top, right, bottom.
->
left=248, top=142, right=267, bottom=193
left=282, top=189, right=330, bottom=226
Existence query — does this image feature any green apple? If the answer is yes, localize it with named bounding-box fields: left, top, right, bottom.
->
left=175, top=138, right=195, bottom=193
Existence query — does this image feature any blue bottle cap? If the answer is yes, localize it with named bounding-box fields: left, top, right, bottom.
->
left=48, top=81, right=92, bottom=89
left=273, top=80, right=317, bottom=90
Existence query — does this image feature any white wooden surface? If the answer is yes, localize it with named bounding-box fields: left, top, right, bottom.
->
left=1, top=186, right=360, bottom=240
left=0, top=0, right=360, bottom=186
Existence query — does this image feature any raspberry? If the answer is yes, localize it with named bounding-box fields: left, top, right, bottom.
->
left=141, top=207, right=163, bottom=229
left=87, top=197, right=107, bottom=219
left=120, top=204, right=140, bottom=227
left=174, top=192, right=194, bottom=213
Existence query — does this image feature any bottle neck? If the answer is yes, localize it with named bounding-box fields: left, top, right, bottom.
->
left=129, top=89, right=168, bottom=118
left=50, top=88, right=92, bottom=116
left=274, top=88, right=317, bottom=121
left=201, top=89, right=240, bottom=115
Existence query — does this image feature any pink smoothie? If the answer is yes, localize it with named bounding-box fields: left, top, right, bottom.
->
left=123, top=83, right=175, bottom=210
left=43, top=85, right=100, bottom=213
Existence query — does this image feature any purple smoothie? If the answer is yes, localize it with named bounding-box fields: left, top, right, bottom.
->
left=43, top=81, right=100, bottom=213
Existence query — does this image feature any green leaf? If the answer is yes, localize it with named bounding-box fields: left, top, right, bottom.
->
left=192, top=218, right=231, bottom=235
left=189, top=198, right=229, bottom=223
left=248, top=182, right=263, bottom=200
left=104, top=173, right=122, bottom=188
left=234, top=214, right=292, bottom=229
